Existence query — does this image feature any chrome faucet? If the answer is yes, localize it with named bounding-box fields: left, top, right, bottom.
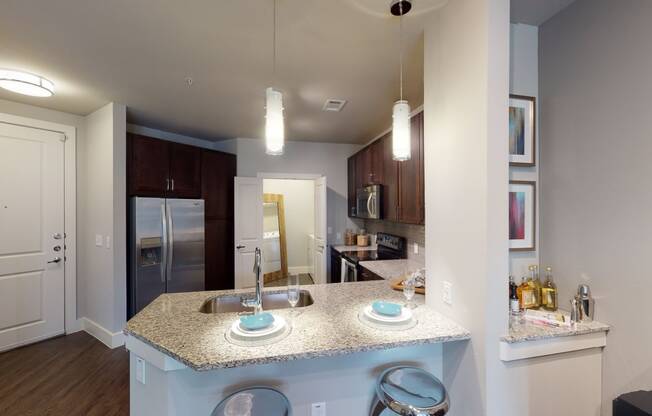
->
left=241, top=247, right=263, bottom=314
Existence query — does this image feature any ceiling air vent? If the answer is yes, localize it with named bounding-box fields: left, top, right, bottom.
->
left=322, top=99, right=347, bottom=112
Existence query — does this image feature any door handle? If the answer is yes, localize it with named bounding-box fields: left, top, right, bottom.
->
left=171, top=179, right=175, bottom=191
left=236, top=245, right=245, bottom=249
left=48, top=257, right=62, bottom=264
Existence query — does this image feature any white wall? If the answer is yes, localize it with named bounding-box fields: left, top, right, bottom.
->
left=231, top=138, right=362, bottom=246
left=539, top=1, right=652, bottom=413
left=263, top=179, right=315, bottom=272
left=79, top=103, right=127, bottom=335
left=423, top=0, right=512, bottom=415
left=509, top=23, right=540, bottom=279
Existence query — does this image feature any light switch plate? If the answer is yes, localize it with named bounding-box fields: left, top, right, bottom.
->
left=443, top=281, right=453, bottom=305
left=311, top=402, right=326, bottom=416
left=136, top=356, right=146, bottom=384
left=95, top=234, right=103, bottom=247
left=413, top=243, right=419, bottom=254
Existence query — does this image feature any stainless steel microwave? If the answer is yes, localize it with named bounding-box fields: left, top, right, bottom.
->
left=356, top=185, right=382, bottom=219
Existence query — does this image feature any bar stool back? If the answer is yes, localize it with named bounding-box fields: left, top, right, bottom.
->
left=211, top=386, right=291, bottom=416
left=370, top=366, right=449, bottom=416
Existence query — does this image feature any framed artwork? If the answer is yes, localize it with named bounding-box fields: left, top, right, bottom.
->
left=509, top=94, right=536, bottom=166
left=509, top=181, right=536, bottom=251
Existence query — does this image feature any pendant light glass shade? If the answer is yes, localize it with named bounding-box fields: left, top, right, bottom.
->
left=265, top=87, right=285, bottom=155
left=392, top=100, right=411, bottom=161
left=0, top=69, right=54, bottom=97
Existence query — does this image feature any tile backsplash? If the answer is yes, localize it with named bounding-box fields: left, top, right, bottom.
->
left=363, top=220, right=425, bottom=266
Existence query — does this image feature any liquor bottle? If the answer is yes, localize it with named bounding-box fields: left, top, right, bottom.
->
left=509, top=276, right=520, bottom=315
left=541, top=266, right=558, bottom=311
left=520, top=276, right=537, bottom=309
left=529, top=265, right=542, bottom=308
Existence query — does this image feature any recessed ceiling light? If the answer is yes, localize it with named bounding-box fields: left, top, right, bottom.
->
left=0, top=69, right=55, bottom=97
left=322, top=99, right=347, bottom=112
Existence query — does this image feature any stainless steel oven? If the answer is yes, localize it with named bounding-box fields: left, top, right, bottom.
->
left=356, top=184, right=382, bottom=219
left=341, top=257, right=358, bottom=283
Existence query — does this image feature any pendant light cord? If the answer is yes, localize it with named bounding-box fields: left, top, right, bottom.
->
left=273, top=0, right=277, bottom=79
left=399, top=3, right=404, bottom=101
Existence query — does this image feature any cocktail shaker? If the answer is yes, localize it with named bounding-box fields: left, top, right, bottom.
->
left=577, top=284, right=595, bottom=321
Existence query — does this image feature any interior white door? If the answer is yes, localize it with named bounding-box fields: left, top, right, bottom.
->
left=0, top=122, right=65, bottom=352
left=234, top=177, right=263, bottom=289
left=313, top=177, right=327, bottom=284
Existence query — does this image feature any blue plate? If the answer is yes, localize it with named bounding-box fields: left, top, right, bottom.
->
left=240, top=312, right=275, bottom=331
left=372, top=301, right=402, bottom=317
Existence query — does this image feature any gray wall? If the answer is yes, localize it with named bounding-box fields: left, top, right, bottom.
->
left=540, top=1, right=652, bottom=413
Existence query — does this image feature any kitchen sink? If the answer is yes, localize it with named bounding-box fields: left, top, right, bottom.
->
left=199, top=290, right=314, bottom=314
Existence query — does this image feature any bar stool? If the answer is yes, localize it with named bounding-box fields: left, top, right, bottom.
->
left=370, top=366, right=449, bottom=416
left=211, top=387, right=292, bottom=416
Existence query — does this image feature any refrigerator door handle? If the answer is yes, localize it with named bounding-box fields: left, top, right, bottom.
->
left=160, top=202, right=168, bottom=283
left=166, top=202, right=174, bottom=281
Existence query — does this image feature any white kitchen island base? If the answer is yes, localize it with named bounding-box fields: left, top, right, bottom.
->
left=128, top=335, right=446, bottom=416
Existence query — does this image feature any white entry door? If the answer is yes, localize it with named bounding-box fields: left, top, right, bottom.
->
left=234, top=177, right=263, bottom=289
left=0, top=122, right=65, bottom=352
left=313, top=176, right=327, bottom=284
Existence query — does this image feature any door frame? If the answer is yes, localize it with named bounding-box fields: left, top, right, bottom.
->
left=0, top=112, right=78, bottom=334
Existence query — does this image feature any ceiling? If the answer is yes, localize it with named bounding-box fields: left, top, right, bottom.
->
left=511, top=0, right=577, bottom=26
left=0, top=0, right=448, bottom=144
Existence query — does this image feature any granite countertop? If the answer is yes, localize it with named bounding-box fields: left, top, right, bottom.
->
left=125, top=281, right=470, bottom=371
left=331, top=244, right=377, bottom=253
left=359, top=259, right=424, bottom=281
left=501, top=314, right=610, bottom=343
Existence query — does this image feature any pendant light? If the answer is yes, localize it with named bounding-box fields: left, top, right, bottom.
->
left=0, top=69, right=54, bottom=97
left=391, top=0, right=412, bottom=161
left=265, top=0, right=284, bottom=155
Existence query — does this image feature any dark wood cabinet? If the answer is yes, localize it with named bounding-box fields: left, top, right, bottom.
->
left=128, top=134, right=170, bottom=196
left=358, top=265, right=383, bottom=281
left=346, top=111, right=424, bottom=225
left=330, top=247, right=342, bottom=284
left=127, top=134, right=201, bottom=198
left=201, top=149, right=236, bottom=290
left=202, top=150, right=236, bottom=220
left=205, top=219, right=234, bottom=290
left=398, top=112, right=425, bottom=224
left=381, top=132, right=399, bottom=222
left=347, top=156, right=356, bottom=217
left=167, top=143, right=201, bottom=198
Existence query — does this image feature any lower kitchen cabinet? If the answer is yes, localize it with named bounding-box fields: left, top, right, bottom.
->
left=358, top=266, right=383, bottom=281
left=330, top=247, right=342, bottom=284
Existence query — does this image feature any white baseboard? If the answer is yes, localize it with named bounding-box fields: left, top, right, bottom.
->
left=66, top=318, right=83, bottom=334
left=288, top=266, right=312, bottom=275
left=82, top=317, right=125, bottom=349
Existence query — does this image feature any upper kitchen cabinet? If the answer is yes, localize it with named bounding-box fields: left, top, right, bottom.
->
left=346, top=111, right=424, bottom=224
left=347, top=156, right=356, bottom=217
left=128, top=134, right=170, bottom=196
left=202, top=149, right=236, bottom=220
left=168, top=143, right=201, bottom=198
left=381, top=132, right=399, bottom=222
left=398, top=112, right=425, bottom=224
left=127, top=133, right=201, bottom=198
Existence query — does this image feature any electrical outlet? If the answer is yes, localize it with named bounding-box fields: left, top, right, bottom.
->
left=336, top=232, right=341, bottom=241
left=311, top=402, right=326, bottom=416
left=327, top=227, right=333, bottom=235
left=95, top=234, right=103, bottom=247
left=443, top=281, right=453, bottom=305
left=105, top=235, right=111, bottom=249
left=413, top=243, right=419, bottom=255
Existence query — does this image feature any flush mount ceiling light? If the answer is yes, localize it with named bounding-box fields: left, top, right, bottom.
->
left=265, top=0, right=284, bottom=156
left=390, top=0, right=411, bottom=161
left=0, top=69, right=54, bottom=97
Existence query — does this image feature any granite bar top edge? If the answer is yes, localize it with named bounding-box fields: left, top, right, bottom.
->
left=501, top=320, right=610, bottom=344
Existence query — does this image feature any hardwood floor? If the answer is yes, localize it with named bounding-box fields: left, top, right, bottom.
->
left=0, top=331, right=129, bottom=416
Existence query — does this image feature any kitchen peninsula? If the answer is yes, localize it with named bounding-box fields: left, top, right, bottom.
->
left=125, top=280, right=469, bottom=415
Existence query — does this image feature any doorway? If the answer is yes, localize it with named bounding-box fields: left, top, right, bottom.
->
left=0, top=119, right=74, bottom=352
left=234, top=174, right=327, bottom=289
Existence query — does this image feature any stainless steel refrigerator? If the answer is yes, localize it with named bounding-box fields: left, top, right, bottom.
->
left=129, top=197, right=205, bottom=317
